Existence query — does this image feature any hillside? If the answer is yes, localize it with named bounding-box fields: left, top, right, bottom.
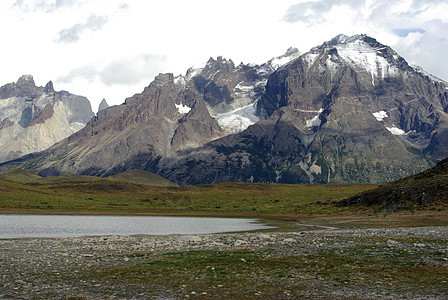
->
left=106, top=170, right=177, bottom=187
left=0, top=168, right=42, bottom=183
left=0, top=169, right=176, bottom=187
left=339, top=158, right=448, bottom=211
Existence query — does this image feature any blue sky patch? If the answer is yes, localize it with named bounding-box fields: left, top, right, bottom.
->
left=393, top=28, right=425, bottom=37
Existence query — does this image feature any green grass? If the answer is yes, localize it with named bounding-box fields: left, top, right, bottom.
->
left=0, top=178, right=375, bottom=215
left=106, top=169, right=178, bottom=187
left=0, top=169, right=42, bottom=183
left=0, top=168, right=177, bottom=186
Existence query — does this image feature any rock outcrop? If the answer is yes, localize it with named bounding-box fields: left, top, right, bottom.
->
left=98, top=99, right=109, bottom=112
left=0, top=75, right=94, bottom=163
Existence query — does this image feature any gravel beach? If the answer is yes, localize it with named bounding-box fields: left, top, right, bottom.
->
left=1, top=226, right=447, bottom=299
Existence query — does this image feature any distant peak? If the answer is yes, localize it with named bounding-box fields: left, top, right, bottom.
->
left=268, top=47, right=301, bottom=70
left=329, top=33, right=370, bottom=44
left=98, top=98, right=109, bottom=112
left=206, top=56, right=235, bottom=66
left=333, top=34, right=350, bottom=43
left=280, top=47, right=300, bottom=58
left=151, top=73, right=174, bottom=88
left=17, top=74, right=36, bottom=87
left=19, top=74, right=34, bottom=81
left=44, top=81, right=54, bottom=93
left=311, top=34, right=385, bottom=53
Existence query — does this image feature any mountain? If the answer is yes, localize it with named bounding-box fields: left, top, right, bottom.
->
left=0, top=75, right=94, bottom=163
left=98, top=98, right=109, bottom=112
left=0, top=49, right=299, bottom=177
left=338, top=157, right=448, bottom=211
left=0, top=35, right=447, bottom=186
left=161, top=34, right=448, bottom=185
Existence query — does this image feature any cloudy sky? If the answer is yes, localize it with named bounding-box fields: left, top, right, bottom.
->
left=1, top=0, right=447, bottom=111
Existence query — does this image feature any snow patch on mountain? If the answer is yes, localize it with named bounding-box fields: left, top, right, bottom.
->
left=373, top=111, right=388, bottom=121
left=269, top=47, right=301, bottom=69
left=70, top=122, right=86, bottom=132
left=174, top=75, right=186, bottom=86
left=386, top=126, right=406, bottom=136
left=305, top=108, right=323, bottom=128
left=303, top=53, right=319, bottom=71
left=257, top=48, right=301, bottom=75
left=334, top=39, right=399, bottom=86
left=175, top=103, right=191, bottom=114
left=214, top=101, right=259, bottom=134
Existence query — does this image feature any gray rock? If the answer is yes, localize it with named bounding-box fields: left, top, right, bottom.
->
left=98, top=98, right=109, bottom=112
left=0, top=75, right=94, bottom=163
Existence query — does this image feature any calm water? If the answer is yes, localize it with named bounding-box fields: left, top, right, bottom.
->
left=0, top=215, right=274, bottom=239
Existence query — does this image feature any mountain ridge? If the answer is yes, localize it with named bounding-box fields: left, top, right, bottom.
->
left=0, top=34, right=447, bottom=185
left=0, top=75, right=94, bottom=163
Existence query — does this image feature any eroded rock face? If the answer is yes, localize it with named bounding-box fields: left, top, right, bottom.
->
left=0, top=75, right=94, bottom=163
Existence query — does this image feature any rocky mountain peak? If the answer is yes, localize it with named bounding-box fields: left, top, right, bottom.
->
left=98, top=98, right=109, bottom=112
left=201, top=56, right=236, bottom=79
left=152, top=73, right=174, bottom=87
left=283, top=47, right=300, bottom=57
left=17, top=74, right=36, bottom=87
left=296, top=33, right=408, bottom=91
left=0, top=76, right=94, bottom=163
left=267, top=47, right=302, bottom=70
left=206, top=56, right=235, bottom=67
left=317, top=34, right=374, bottom=48
left=0, top=75, right=41, bottom=99
left=44, top=81, right=54, bottom=93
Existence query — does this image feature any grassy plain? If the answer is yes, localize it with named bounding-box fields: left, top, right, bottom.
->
left=0, top=178, right=375, bottom=216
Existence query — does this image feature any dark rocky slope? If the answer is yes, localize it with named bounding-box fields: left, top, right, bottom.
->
left=338, top=157, right=448, bottom=211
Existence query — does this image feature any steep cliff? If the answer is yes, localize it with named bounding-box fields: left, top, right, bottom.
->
left=0, top=75, right=94, bottom=163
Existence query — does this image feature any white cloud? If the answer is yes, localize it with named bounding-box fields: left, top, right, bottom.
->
left=283, top=0, right=364, bottom=24
left=13, top=0, right=78, bottom=12
left=58, top=54, right=167, bottom=87
left=394, top=20, right=448, bottom=80
left=100, top=54, right=167, bottom=86
left=58, top=65, right=98, bottom=84
left=57, top=15, right=108, bottom=43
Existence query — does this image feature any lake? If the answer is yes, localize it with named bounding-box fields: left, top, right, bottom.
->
left=0, top=215, right=274, bottom=239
